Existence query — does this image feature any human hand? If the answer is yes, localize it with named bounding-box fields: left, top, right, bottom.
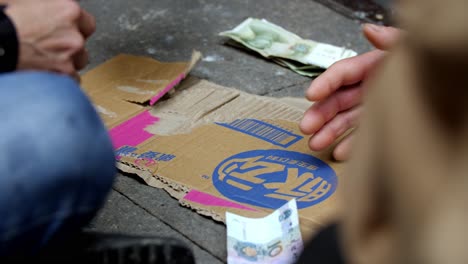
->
left=4, top=0, right=95, bottom=80
left=299, top=24, right=401, bottom=161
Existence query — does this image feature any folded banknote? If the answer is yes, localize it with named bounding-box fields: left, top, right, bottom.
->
left=220, top=18, right=357, bottom=77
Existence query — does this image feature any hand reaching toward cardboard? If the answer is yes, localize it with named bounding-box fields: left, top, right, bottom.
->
left=4, top=0, right=95, bottom=80
left=299, top=24, right=401, bottom=161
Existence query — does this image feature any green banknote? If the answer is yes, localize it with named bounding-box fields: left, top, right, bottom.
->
left=272, top=58, right=323, bottom=77
left=220, top=18, right=357, bottom=77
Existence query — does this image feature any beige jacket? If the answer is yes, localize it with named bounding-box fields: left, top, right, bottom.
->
left=341, top=0, right=468, bottom=263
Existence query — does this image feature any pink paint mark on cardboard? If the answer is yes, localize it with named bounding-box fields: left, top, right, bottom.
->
left=109, top=111, right=159, bottom=150
left=184, top=190, right=257, bottom=211
left=149, top=73, right=186, bottom=105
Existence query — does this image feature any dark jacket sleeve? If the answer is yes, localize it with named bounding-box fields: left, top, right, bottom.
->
left=0, top=5, right=18, bottom=72
left=295, top=223, right=346, bottom=264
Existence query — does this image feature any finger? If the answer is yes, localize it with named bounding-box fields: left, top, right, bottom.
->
left=305, top=49, right=386, bottom=101
left=77, top=8, right=96, bottom=39
left=308, top=106, right=361, bottom=151
left=362, top=24, right=401, bottom=50
left=333, top=133, right=354, bottom=161
left=41, top=27, right=85, bottom=54
left=51, top=57, right=77, bottom=78
left=73, top=48, right=89, bottom=70
left=300, top=84, right=362, bottom=134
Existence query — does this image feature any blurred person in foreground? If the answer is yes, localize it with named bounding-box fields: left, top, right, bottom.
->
left=0, top=0, right=193, bottom=263
left=298, top=0, right=468, bottom=263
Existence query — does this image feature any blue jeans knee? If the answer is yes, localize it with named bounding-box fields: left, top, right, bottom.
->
left=0, top=71, right=116, bottom=254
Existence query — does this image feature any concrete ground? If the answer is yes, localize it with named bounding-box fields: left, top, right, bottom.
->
left=79, top=0, right=385, bottom=263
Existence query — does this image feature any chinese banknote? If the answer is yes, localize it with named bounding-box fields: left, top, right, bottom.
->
left=226, top=199, right=303, bottom=264
left=220, top=18, right=357, bottom=77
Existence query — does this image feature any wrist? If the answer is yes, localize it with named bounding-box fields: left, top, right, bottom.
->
left=0, top=4, right=18, bottom=72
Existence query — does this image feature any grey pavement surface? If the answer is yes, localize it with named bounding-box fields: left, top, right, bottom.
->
left=80, top=0, right=373, bottom=263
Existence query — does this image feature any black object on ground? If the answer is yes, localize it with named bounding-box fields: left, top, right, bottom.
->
left=314, top=0, right=394, bottom=25
left=3, top=231, right=195, bottom=264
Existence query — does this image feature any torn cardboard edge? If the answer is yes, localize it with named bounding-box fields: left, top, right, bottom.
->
left=81, top=50, right=201, bottom=128
left=83, top=53, right=343, bottom=240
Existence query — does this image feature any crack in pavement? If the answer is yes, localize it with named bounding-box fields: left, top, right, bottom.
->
left=112, top=187, right=226, bottom=263
left=258, top=79, right=310, bottom=96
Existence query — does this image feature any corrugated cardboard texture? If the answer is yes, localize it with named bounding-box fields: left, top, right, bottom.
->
left=81, top=51, right=201, bottom=128
left=83, top=54, right=344, bottom=239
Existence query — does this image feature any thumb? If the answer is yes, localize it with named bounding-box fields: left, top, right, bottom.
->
left=363, top=24, right=401, bottom=50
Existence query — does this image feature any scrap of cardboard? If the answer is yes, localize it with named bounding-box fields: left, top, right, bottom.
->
left=81, top=51, right=201, bottom=128
left=82, top=53, right=344, bottom=240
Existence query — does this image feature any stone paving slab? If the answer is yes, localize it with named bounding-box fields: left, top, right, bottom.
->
left=111, top=175, right=227, bottom=261
left=88, top=185, right=224, bottom=264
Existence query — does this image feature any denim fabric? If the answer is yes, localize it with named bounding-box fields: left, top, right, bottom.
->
left=0, top=72, right=116, bottom=255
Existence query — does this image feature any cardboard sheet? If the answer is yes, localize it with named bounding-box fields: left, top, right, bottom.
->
left=82, top=53, right=344, bottom=239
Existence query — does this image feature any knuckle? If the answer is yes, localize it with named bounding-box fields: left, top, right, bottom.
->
left=329, top=58, right=347, bottom=70
left=69, top=33, right=85, bottom=50
left=328, top=121, right=341, bottom=138
left=322, top=76, right=335, bottom=95
left=329, top=60, right=341, bottom=69
left=334, top=58, right=351, bottom=71
left=341, top=116, right=353, bottom=133
left=62, top=0, right=81, bottom=20
left=339, top=111, right=357, bottom=133
left=343, top=62, right=355, bottom=73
